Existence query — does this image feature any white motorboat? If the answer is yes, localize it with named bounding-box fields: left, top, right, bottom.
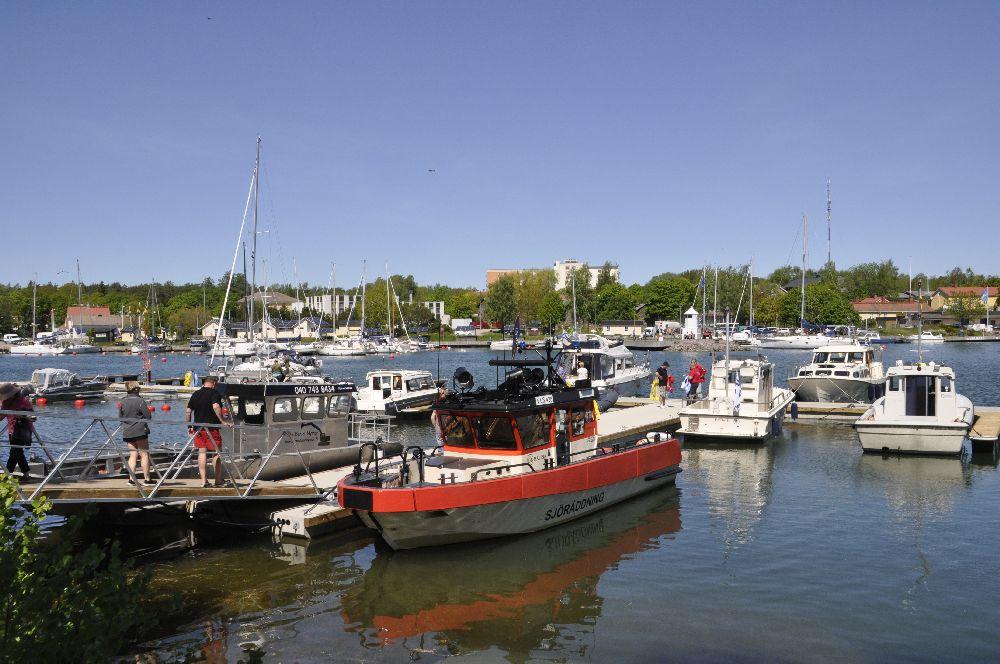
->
left=554, top=334, right=650, bottom=407
left=910, top=331, right=944, bottom=343
left=130, top=340, right=168, bottom=354
left=788, top=343, right=886, bottom=404
left=854, top=361, right=973, bottom=455
left=291, top=341, right=323, bottom=355
left=755, top=334, right=835, bottom=350
left=9, top=342, right=61, bottom=356
left=678, top=309, right=794, bottom=441
left=56, top=343, right=100, bottom=355
left=216, top=339, right=277, bottom=358
left=318, top=339, right=368, bottom=357
left=678, top=357, right=795, bottom=441
left=354, top=369, right=442, bottom=415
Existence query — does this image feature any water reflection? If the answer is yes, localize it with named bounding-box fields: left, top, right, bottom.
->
left=855, top=454, right=973, bottom=520
left=339, top=489, right=681, bottom=658
left=681, top=440, right=775, bottom=555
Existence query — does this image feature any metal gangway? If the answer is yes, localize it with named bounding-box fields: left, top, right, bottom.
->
left=0, top=408, right=392, bottom=506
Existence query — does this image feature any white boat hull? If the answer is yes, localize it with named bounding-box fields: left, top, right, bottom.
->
left=678, top=389, right=795, bottom=441
left=855, top=422, right=968, bottom=455
left=756, top=335, right=834, bottom=350
left=9, top=345, right=60, bottom=356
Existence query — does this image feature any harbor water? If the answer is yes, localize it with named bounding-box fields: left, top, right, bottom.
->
left=2, top=344, right=1000, bottom=660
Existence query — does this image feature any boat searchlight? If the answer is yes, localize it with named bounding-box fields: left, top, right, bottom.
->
left=453, top=367, right=475, bottom=391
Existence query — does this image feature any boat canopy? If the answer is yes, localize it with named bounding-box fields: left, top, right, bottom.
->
left=30, top=368, right=74, bottom=388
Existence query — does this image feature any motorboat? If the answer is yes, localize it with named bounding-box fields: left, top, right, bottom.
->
left=216, top=352, right=325, bottom=384
left=755, top=333, right=836, bottom=350
left=28, top=368, right=107, bottom=402
left=215, top=379, right=401, bottom=481
left=9, top=341, right=61, bottom=356
left=290, top=341, right=323, bottom=355
left=130, top=339, right=168, bottom=354
left=678, top=357, right=795, bottom=441
left=854, top=361, right=974, bottom=455
left=554, top=334, right=650, bottom=407
left=58, top=343, right=101, bottom=355
left=910, top=331, right=944, bottom=343
left=338, top=358, right=682, bottom=549
left=188, top=337, right=210, bottom=353
left=856, top=330, right=882, bottom=344
left=354, top=369, right=443, bottom=415
left=215, top=339, right=277, bottom=358
left=317, top=338, right=368, bottom=357
left=788, top=343, right=886, bottom=404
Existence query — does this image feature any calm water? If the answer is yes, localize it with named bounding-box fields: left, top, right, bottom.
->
left=3, top=344, right=1000, bottom=661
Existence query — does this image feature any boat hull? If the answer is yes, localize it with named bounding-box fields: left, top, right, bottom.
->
left=359, top=470, right=678, bottom=549
left=854, top=422, right=968, bottom=455
left=788, top=376, right=884, bottom=404
left=678, top=390, right=795, bottom=441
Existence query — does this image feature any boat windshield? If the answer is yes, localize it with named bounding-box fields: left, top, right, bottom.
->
left=474, top=416, right=518, bottom=450
left=438, top=413, right=475, bottom=448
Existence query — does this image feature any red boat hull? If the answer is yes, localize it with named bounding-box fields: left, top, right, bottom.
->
left=340, top=438, right=681, bottom=549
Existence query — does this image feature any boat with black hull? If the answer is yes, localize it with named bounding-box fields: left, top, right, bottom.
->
left=338, top=347, right=682, bottom=549
left=28, top=368, right=107, bottom=402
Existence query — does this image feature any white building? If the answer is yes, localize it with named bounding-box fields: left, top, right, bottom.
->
left=293, top=294, right=360, bottom=317
left=553, top=260, right=619, bottom=291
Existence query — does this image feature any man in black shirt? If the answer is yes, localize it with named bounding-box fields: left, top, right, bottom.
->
left=186, top=376, right=233, bottom=487
left=655, top=361, right=672, bottom=406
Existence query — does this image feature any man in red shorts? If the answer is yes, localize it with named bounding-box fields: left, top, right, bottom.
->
left=186, top=375, right=233, bottom=487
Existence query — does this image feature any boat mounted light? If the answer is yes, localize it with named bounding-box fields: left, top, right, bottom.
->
left=525, top=367, right=545, bottom=387
left=453, top=367, right=474, bottom=391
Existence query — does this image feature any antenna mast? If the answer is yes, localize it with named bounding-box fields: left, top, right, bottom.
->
left=826, top=178, right=832, bottom=266
left=801, top=213, right=808, bottom=329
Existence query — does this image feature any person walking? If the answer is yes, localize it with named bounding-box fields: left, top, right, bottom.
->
left=655, top=361, right=674, bottom=406
left=119, top=381, right=154, bottom=485
left=688, top=359, right=707, bottom=404
left=1, top=383, right=35, bottom=481
left=185, top=375, right=233, bottom=488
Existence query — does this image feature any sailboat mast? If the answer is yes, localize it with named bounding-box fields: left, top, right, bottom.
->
left=76, top=259, right=82, bottom=307
left=801, top=213, right=808, bottom=329
left=249, top=137, right=260, bottom=342
left=385, top=261, right=391, bottom=338
left=826, top=178, right=832, bottom=267
left=713, top=266, right=718, bottom=331
left=361, top=260, right=367, bottom=338
left=749, top=259, right=754, bottom=337
left=31, top=276, right=37, bottom=340
left=917, top=278, right=923, bottom=363
left=571, top=271, right=578, bottom=331
left=331, top=263, right=337, bottom=339
left=701, top=267, right=707, bottom=338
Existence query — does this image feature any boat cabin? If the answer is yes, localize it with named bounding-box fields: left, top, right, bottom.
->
left=356, top=369, right=442, bottom=414
left=880, top=362, right=967, bottom=422
left=429, top=387, right=601, bottom=484
left=796, top=344, right=880, bottom=380
left=31, top=368, right=80, bottom=391
left=555, top=335, right=640, bottom=384
left=684, top=359, right=776, bottom=415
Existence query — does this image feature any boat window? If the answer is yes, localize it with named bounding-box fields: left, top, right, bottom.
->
left=813, top=352, right=828, bottom=363
left=940, top=377, right=952, bottom=393
left=392, top=375, right=403, bottom=390
left=830, top=353, right=847, bottom=363
left=438, top=413, right=475, bottom=448
left=904, top=375, right=936, bottom=417
left=516, top=412, right=550, bottom=449
left=406, top=378, right=422, bottom=391
left=243, top=399, right=265, bottom=425
left=602, top=355, right=615, bottom=379
left=889, top=377, right=900, bottom=391
left=327, top=395, right=352, bottom=416
left=849, top=352, right=865, bottom=362
left=570, top=410, right=586, bottom=437
left=799, top=370, right=813, bottom=376
left=371, top=376, right=381, bottom=390
left=835, top=370, right=849, bottom=376
left=625, top=357, right=634, bottom=368
left=301, top=396, right=324, bottom=420
left=474, top=416, right=518, bottom=450
left=273, top=397, right=299, bottom=423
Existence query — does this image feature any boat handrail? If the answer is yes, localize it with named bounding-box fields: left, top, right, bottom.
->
left=470, top=461, right=537, bottom=481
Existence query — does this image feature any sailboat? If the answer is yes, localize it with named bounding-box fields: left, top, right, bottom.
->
left=10, top=280, right=60, bottom=355
left=854, top=280, right=974, bottom=455
left=757, top=214, right=835, bottom=350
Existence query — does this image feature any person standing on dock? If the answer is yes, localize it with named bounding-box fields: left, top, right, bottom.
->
left=687, top=359, right=707, bottom=404
left=119, top=381, right=154, bottom=485
left=186, top=376, right=232, bottom=488
left=655, top=362, right=673, bottom=406
left=1, top=383, right=34, bottom=481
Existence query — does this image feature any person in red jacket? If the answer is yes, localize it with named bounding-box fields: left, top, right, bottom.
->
left=687, top=359, right=707, bottom=404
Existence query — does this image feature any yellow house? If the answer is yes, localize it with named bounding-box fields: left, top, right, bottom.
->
left=930, top=286, right=998, bottom=311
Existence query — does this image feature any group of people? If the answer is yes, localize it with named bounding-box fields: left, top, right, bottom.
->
left=653, top=359, right=706, bottom=406
left=1, top=376, right=233, bottom=489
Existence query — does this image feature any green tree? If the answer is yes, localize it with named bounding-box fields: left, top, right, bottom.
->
left=767, top=265, right=800, bottom=288
left=842, top=260, right=903, bottom=300
left=485, top=276, right=517, bottom=328
left=514, top=269, right=556, bottom=321
left=595, top=261, right=618, bottom=290
left=538, top=292, right=566, bottom=331
left=645, top=277, right=696, bottom=322
left=596, top=282, right=636, bottom=321
left=778, top=283, right=860, bottom=326
left=0, top=477, right=153, bottom=661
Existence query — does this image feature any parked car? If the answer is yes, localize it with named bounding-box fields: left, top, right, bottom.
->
left=2, top=334, right=21, bottom=344
left=454, top=326, right=476, bottom=338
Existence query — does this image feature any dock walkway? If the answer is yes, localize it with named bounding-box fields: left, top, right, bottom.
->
left=970, top=409, right=1000, bottom=443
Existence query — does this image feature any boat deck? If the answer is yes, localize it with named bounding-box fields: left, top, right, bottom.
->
left=970, top=410, right=1000, bottom=443
left=597, top=400, right=682, bottom=445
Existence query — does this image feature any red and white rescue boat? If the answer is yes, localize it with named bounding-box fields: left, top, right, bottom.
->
left=339, top=357, right=682, bottom=550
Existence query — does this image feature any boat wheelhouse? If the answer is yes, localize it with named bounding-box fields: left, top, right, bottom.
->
left=216, top=379, right=397, bottom=480
left=338, top=355, right=681, bottom=550
left=787, top=343, right=886, bottom=404
left=678, top=357, right=795, bottom=441
left=354, top=369, right=442, bottom=415
left=854, top=362, right=974, bottom=455
left=554, top=334, right=650, bottom=407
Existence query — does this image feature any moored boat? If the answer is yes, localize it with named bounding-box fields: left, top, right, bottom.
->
left=28, top=368, right=107, bottom=401
left=338, top=354, right=682, bottom=550
left=788, top=343, right=886, bottom=403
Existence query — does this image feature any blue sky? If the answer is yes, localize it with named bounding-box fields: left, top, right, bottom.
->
left=2, top=2, right=998, bottom=289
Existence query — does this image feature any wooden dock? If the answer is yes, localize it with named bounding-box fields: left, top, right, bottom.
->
left=787, top=401, right=867, bottom=422
left=597, top=400, right=682, bottom=445
left=28, top=477, right=320, bottom=503
left=970, top=410, right=1000, bottom=444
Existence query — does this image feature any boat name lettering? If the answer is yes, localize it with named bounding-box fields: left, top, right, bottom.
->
left=534, top=395, right=554, bottom=406
left=544, top=491, right=606, bottom=521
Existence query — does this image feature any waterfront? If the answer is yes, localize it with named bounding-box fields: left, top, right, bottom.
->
left=3, top=345, right=999, bottom=660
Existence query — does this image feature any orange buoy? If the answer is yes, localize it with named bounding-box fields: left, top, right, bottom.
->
left=161, top=404, right=171, bottom=411
left=74, top=399, right=85, bottom=408
left=36, top=397, right=48, bottom=406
